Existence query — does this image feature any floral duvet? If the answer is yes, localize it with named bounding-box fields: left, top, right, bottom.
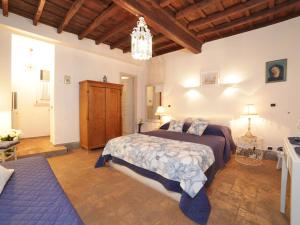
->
left=102, top=133, right=215, bottom=198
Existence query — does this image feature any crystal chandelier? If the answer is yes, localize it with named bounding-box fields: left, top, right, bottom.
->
left=131, top=17, right=152, bottom=60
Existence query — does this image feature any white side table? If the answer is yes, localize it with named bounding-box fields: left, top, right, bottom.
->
left=281, top=138, right=300, bottom=225
left=0, top=141, right=19, bottom=162
left=235, top=136, right=264, bottom=166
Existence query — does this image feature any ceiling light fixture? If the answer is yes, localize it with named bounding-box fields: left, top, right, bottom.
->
left=131, top=17, right=152, bottom=60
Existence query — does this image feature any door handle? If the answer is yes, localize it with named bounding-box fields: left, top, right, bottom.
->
left=12, top=92, right=18, bottom=111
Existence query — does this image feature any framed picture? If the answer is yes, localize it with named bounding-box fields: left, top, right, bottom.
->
left=201, top=71, right=220, bottom=86
left=266, top=59, right=287, bottom=83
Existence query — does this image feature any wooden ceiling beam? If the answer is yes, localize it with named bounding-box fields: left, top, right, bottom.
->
left=269, top=0, right=275, bottom=8
left=197, top=0, right=300, bottom=37
left=153, top=34, right=166, bottom=44
left=2, top=0, right=8, bottom=17
left=110, top=35, right=130, bottom=49
left=154, top=44, right=182, bottom=57
left=160, top=0, right=175, bottom=8
left=57, top=0, right=85, bottom=33
left=78, top=3, right=119, bottom=40
left=205, top=9, right=300, bottom=43
left=268, top=0, right=275, bottom=20
left=216, top=0, right=224, bottom=11
left=112, top=0, right=202, bottom=53
left=122, top=45, right=131, bottom=53
left=188, top=0, right=266, bottom=30
left=175, top=0, right=215, bottom=19
left=154, top=40, right=176, bottom=50
left=95, top=17, right=136, bottom=45
left=33, top=0, right=46, bottom=26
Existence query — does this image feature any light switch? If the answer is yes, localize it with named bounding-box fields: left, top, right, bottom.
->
left=64, top=75, right=71, bottom=84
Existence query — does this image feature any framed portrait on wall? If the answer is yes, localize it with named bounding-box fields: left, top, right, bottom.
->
left=266, top=59, right=287, bottom=83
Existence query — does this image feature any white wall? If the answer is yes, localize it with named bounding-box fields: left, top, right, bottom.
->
left=11, top=34, right=54, bottom=138
left=149, top=17, right=300, bottom=149
left=0, top=11, right=147, bottom=145
left=0, top=29, right=12, bottom=131
left=54, top=45, right=146, bottom=144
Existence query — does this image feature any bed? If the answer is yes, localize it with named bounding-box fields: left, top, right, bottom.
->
left=0, top=156, right=83, bottom=225
left=95, top=122, right=236, bottom=225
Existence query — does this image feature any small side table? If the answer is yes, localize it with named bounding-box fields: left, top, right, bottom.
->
left=0, top=140, right=19, bottom=162
left=235, top=136, right=264, bottom=166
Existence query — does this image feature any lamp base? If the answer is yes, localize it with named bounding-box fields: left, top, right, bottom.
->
left=242, top=130, right=257, bottom=141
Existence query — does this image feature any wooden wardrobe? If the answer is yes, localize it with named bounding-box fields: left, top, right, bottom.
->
left=79, top=80, right=123, bottom=150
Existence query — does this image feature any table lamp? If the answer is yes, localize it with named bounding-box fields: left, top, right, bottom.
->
left=155, top=106, right=167, bottom=125
left=242, top=104, right=258, bottom=139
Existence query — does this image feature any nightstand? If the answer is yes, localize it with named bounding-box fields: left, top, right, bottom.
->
left=235, top=136, right=264, bottom=166
left=140, top=121, right=161, bottom=132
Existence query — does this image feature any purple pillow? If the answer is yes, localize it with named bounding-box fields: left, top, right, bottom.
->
left=159, top=122, right=170, bottom=130
left=203, top=124, right=224, bottom=136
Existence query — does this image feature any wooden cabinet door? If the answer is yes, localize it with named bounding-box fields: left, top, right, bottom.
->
left=89, top=86, right=106, bottom=148
left=105, top=88, right=122, bottom=141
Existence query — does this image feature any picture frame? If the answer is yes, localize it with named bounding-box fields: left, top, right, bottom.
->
left=200, top=71, right=220, bottom=86
left=266, top=59, right=287, bottom=83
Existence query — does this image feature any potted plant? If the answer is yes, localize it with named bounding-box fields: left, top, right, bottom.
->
left=0, top=129, right=22, bottom=142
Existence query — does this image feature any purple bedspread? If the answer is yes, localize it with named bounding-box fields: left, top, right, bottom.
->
left=95, top=124, right=236, bottom=225
left=0, top=157, right=83, bottom=225
left=157, top=123, right=236, bottom=163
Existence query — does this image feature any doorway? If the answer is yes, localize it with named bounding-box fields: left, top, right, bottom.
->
left=120, top=73, right=137, bottom=135
left=11, top=34, right=56, bottom=156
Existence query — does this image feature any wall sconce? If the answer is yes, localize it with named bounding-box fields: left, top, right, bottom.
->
left=185, top=89, right=201, bottom=101
left=223, top=87, right=238, bottom=97
left=183, top=78, right=200, bottom=88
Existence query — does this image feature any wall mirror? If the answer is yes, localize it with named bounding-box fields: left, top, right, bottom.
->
left=146, top=85, right=162, bottom=120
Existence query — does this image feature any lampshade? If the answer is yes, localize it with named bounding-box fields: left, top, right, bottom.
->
left=242, top=104, right=258, bottom=117
left=155, top=106, right=167, bottom=116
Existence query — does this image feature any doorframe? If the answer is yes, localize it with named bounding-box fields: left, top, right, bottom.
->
left=120, top=73, right=138, bottom=134
left=10, top=34, right=55, bottom=142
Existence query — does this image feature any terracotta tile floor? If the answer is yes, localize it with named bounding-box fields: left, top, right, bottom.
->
left=48, top=149, right=290, bottom=225
left=17, top=136, right=67, bottom=158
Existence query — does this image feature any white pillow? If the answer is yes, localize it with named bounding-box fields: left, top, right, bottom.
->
left=168, top=120, right=184, bottom=132
left=0, top=165, right=14, bottom=194
left=187, top=119, right=208, bottom=136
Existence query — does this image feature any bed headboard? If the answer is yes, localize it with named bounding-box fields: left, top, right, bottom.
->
left=173, top=116, right=232, bottom=127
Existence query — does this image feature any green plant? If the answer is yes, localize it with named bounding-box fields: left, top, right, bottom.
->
left=0, top=129, right=21, bottom=141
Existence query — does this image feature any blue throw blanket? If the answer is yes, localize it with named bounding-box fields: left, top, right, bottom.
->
left=0, top=157, right=83, bottom=225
